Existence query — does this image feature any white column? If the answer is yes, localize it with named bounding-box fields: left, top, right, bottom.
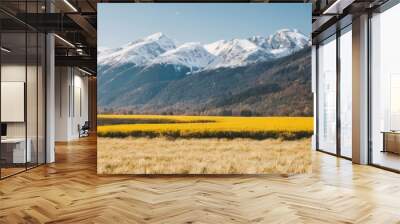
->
left=352, top=14, right=369, bottom=164
left=46, top=33, right=55, bottom=163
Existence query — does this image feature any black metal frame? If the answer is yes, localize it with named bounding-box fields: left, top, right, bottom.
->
left=0, top=0, right=47, bottom=180
left=367, top=10, right=373, bottom=166
left=336, top=25, right=341, bottom=157
left=315, top=44, right=319, bottom=152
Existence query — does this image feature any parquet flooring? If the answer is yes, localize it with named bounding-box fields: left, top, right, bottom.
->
left=1, top=136, right=400, bottom=223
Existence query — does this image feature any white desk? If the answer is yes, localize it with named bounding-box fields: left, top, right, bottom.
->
left=1, top=138, right=31, bottom=163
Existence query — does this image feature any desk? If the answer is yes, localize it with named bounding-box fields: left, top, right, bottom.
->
left=382, top=131, right=400, bottom=154
left=1, top=138, right=31, bottom=163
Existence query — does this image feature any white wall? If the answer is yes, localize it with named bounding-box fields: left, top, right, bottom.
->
left=1, top=65, right=41, bottom=138
left=55, top=66, right=69, bottom=141
left=55, top=67, right=89, bottom=141
left=1, top=65, right=26, bottom=139
left=1, top=63, right=47, bottom=164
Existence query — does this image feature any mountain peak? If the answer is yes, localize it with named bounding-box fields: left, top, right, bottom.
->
left=99, top=29, right=310, bottom=69
left=150, top=42, right=215, bottom=70
left=177, top=42, right=202, bottom=49
left=276, top=28, right=298, bottom=33
left=145, top=32, right=166, bottom=41
left=271, top=29, right=308, bottom=40
left=264, top=28, right=310, bottom=57
left=98, top=32, right=176, bottom=67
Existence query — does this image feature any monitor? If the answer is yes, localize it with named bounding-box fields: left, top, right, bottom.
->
left=1, top=123, right=7, bottom=137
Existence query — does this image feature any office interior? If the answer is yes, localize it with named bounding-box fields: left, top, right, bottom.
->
left=0, top=0, right=399, bottom=177
left=0, top=1, right=96, bottom=179
left=313, top=0, right=400, bottom=172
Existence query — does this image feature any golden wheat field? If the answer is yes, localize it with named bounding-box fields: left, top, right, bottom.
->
left=97, top=115, right=313, bottom=174
left=97, top=137, right=311, bottom=174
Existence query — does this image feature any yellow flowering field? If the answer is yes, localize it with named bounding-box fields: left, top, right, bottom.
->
left=97, top=115, right=313, bottom=140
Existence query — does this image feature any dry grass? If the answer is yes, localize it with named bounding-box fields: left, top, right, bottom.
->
left=97, top=137, right=312, bottom=175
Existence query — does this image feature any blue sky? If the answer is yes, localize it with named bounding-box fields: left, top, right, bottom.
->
left=98, top=3, right=311, bottom=48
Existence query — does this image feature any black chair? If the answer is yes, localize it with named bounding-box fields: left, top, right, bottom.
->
left=79, top=121, right=90, bottom=138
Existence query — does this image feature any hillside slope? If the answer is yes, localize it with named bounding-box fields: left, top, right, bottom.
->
left=98, top=48, right=312, bottom=116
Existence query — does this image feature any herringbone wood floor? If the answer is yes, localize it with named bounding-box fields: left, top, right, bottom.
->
left=1, top=136, right=400, bottom=224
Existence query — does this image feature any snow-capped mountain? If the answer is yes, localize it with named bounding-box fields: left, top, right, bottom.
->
left=98, top=47, right=119, bottom=61
left=98, top=30, right=312, bottom=116
left=149, top=42, right=216, bottom=72
left=249, top=29, right=310, bottom=57
left=247, top=36, right=271, bottom=50
left=98, top=29, right=310, bottom=70
left=204, top=39, right=274, bottom=69
left=268, top=29, right=309, bottom=50
left=268, top=29, right=310, bottom=57
left=98, top=32, right=176, bottom=67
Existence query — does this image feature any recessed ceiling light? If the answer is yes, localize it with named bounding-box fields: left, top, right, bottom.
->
left=63, top=0, right=78, bottom=12
left=54, top=34, right=75, bottom=48
left=1, top=47, right=11, bottom=53
left=78, top=67, right=93, bottom=76
left=322, top=0, right=353, bottom=15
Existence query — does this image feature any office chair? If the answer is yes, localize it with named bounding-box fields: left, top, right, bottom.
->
left=79, top=121, right=90, bottom=138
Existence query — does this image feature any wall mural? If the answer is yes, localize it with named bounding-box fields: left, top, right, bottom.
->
left=97, top=3, right=313, bottom=174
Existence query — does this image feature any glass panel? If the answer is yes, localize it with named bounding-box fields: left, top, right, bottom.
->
left=340, top=27, right=352, bottom=158
left=371, top=4, right=400, bottom=171
left=318, top=36, right=337, bottom=154
left=1, top=31, right=27, bottom=177
left=38, top=32, right=45, bottom=165
left=27, top=31, right=38, bottom=169
left=0, top=1, right=46, bottom=178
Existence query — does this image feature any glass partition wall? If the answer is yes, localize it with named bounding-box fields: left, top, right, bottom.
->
left=0, top=31, right=27, bottom=177
left=339, top=26, right=352, bottom=159
left=317, top=35, right=337, bottom=155
left=316, top=25, right=352, bottom=159
left=316, top=1, right=400, bottom=170
left=370, top=3, right=400, bottom=171
left=0, top=3, right=46, bottom=179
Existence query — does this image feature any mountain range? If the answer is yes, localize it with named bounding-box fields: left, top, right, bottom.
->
left=98, top=29, right=312, bottom=116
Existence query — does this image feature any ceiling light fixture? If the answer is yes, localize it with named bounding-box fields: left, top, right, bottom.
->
left=63, top=0, right=78, bottom=12
left=1, top=47, right=11, bottom=53
left=322, top=0, right=354, bottom=15
left=78, top=67, right=93, bottom=76
left=54, top=34, right=75, bottom=48
left=322, top=0, right=342, bottom=14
